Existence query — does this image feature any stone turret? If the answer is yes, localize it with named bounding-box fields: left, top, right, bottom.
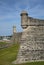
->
left=13, top=26, right=16, bottom=43
left=13, top=26, right=16, bottom=33
left=20, top=11, right=28, bottom=29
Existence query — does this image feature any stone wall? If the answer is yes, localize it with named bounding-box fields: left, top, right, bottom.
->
left=13, top=11, right=44, bottom=64
left=13, top=32, right=22, bottom=43
left=28, top=17, right=44, bottom=26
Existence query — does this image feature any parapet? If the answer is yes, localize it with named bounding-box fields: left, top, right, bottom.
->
left=20, top=11, right=44, bottom=29
left=28, top=17, right=44, bottom=26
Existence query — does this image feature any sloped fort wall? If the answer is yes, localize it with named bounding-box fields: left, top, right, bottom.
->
left=14, top=11, right=44, bottom=64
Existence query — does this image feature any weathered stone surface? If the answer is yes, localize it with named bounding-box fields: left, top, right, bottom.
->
left=13, top=11, right=44, bottom=64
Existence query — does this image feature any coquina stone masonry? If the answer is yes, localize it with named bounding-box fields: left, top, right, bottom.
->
left=13, top=11, right=44, bottom=64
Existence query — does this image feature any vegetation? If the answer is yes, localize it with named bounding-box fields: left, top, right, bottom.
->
left=0, top=42, right=10, bottom=49
left=15, top=61, right=44, bottom=65
left=0, top=42, right=20, bottom=65
left=0, top=42, right=44, bottom=65
left=0, top=42, right=7, bottom=45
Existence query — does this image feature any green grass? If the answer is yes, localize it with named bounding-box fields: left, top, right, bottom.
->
left=0, top=43, right=20, bottom=65
left=15, top=61, right=44, bottom=65
left=0, top=42, right=44, bottom=65
left=0, top=42, right=7, bottom=45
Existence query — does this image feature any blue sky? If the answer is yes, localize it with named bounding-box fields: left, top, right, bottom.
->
left=0, top=0, right=44, bottom=36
